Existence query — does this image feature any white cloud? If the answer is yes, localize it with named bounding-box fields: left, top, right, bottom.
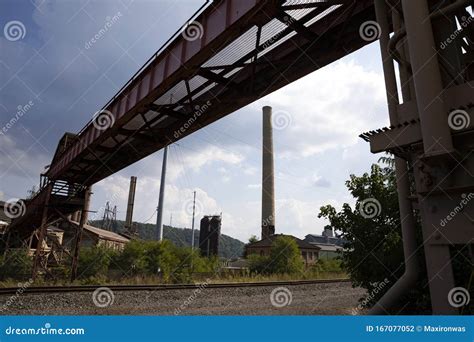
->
left=247, top=184, right=261, bottom=189
left=313, top=175, right=331, bottom=188
left=255, top=60, right=389, bottom=158
left=0, top=135, right=49, bottom=188
left=167, top=145, right=244, bottom=182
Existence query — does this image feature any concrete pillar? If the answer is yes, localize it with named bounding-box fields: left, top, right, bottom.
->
left=125, top=176, right=137, bottom=233
left=262, top=106, right=275, bottom=239
left=156, top=146, right=168, bottom=241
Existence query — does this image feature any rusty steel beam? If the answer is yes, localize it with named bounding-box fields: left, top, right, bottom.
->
left=44, top=0, right=375, bottom=186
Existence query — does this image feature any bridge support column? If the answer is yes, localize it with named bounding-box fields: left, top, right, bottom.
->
left=369, top=0, right=419, bottom=314
left=70, top=186, right=92, bottom=282
left=32, top=183, right=53, bottom=280
left=401, top=0, right=453, bottom=155
left=401, top=0, right=458, bottom=315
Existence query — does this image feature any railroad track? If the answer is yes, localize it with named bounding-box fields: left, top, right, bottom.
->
left=0, top=279, right=350, bottom=295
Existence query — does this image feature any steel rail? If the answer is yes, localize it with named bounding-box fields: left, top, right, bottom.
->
left=0, top=279, right=350, bottom=296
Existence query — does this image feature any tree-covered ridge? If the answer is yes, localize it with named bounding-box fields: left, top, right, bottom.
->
left=90, top=220, right=245, bottom=259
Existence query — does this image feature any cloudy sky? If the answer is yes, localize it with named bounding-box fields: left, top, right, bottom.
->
left=0, top=0, right=390, bottom=242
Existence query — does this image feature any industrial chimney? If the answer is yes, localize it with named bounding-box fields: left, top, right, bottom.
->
left=124, top=176, right=137, bottom=235
left=262, top=106, right=276, bottom=240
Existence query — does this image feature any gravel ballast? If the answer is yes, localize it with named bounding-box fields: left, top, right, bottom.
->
left=0, top=282, right=366, bottom=315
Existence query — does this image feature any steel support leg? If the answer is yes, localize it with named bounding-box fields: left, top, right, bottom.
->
left=32, top=183, right=52, bottom=280
left=401, top=0, right=454, bottom=155
left=70, top=186, right=92, bottom=282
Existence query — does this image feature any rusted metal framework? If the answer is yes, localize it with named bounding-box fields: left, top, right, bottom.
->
left=6, top=0, right=473, bottom=313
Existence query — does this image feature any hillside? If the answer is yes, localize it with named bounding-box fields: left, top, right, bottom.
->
left=90, top=220, right=245, bottom=259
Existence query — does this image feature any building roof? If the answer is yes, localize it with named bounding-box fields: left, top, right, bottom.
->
left=305, top=234, right=347, bottom=247
left=68, top=220, right=130, bottom=244
left=0, top=201, right=12, bottom=225
left=312, top=244, right=343, bottom=252
left=247, top=234, right=320, bottom=250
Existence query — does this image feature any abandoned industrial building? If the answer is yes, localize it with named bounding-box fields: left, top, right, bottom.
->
left=305, top=227, right=346, bottom=260
left=246, top=234, right=321, bottom=267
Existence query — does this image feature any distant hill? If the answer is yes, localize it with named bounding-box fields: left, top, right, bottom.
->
left=90, top=220, right=245, bottom=259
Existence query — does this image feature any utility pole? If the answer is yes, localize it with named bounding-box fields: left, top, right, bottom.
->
left=156, top=145, right=168, bottom=241
left=191, top=191, right=196, bottom=249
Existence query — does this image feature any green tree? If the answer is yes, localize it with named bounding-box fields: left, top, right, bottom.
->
left=115, top=240, right=149, bottom=276
left=318, top=163, right=430, bottom=313
left=269, top=236, right=304, bottom=275
left=248, top=235, right=258, bottom=244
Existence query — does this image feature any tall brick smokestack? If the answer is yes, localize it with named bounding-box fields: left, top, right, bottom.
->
left=262, top=106, right=275, bottom=239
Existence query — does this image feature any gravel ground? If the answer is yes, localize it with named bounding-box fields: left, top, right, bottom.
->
left=0, top=282, right=366, bottom=315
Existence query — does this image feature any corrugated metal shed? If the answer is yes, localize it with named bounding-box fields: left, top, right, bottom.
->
left=68, top=220, right=130, bottom=244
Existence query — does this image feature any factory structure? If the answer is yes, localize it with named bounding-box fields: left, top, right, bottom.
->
left=304, top=227, right=346, bottom=260
left=199, top=215, right=221, bottom=257
left=245, top=107, right=344, bottom=267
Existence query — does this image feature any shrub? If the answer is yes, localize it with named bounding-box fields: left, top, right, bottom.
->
left=248, top=254, right=270, bottom=274
left=313, top=259, right=343, bottom=273
left=115, top=240, right=218, bottom=283
left=0, top=249, right=33, bottom=280
left=77, top=245, right=116, bottom=279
